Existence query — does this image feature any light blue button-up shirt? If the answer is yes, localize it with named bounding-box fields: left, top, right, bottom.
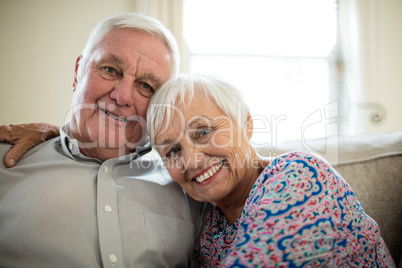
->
left=0, top=126, right=202, bottom=267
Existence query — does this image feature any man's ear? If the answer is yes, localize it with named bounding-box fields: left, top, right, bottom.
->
left=246, top=112, right=253, bottom=140
left=72, top=55, right=83, bottom=92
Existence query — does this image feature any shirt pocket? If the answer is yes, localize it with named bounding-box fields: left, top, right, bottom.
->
left=143, top=210, right=195, bottom=268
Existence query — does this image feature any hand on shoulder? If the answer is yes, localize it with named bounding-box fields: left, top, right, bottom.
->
left=0, top=123, right=60, bottom=167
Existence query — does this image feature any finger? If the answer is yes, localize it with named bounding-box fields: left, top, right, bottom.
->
left=0, top=125, right=14, bottom=143
left=4, top=140, right=34, bottom=168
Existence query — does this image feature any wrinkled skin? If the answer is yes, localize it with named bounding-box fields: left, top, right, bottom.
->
left=68, top=28, right=172, bottom=161
left=0, top=123, right=59, bottom=167
left=154, top=93, right=269, bottom=224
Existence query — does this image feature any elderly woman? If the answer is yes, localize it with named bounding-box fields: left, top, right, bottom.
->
left=146, top=74, right=394, bottom=267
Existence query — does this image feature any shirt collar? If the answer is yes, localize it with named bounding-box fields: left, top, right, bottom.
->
left=59, top=124, right=152, bottom=164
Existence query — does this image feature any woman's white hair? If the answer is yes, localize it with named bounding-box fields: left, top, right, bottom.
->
left=147, top=74, right=250, bottom=145
left=77, top=13, right=179, bottom=82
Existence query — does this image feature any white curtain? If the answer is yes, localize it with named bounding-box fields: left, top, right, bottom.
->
left=338, top=0, right=385, bottom=135
left=133, top=0, right=185, bottom=71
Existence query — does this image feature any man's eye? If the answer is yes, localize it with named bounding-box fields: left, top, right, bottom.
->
left=137, top=82, right=155, bottom=98
left=105, top=67, right=116, bottom=74
left=141, top=83, right=154, bottom=91
left=98, top=66, right=121, bottom=80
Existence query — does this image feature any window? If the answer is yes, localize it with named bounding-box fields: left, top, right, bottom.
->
left=183, top=0, right=339, bottom=146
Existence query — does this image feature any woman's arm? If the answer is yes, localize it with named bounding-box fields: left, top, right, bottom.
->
left=220, top=151, right=394, bottom=267
left=0, top=123, right=60, bottom=167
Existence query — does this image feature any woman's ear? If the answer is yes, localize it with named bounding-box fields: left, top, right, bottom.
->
left=246, top=112, right=253, bottom=140
left=72, top=55, right=83, bottom=92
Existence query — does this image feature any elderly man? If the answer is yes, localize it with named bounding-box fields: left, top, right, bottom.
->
left=0, top=13, right=202, bottom=267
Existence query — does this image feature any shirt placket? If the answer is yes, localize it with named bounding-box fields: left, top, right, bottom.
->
left=97, top=159, right=124, bottom=268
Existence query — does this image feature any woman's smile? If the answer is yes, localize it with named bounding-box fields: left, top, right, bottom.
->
left=192, top=161, right=224, bottom=184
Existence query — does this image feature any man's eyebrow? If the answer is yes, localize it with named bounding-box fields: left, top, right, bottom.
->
left=100, top=54, right=162, bottom=83
left=142, top=73, right=161, bottom=83
left=99, top=53, right=124, bottom=65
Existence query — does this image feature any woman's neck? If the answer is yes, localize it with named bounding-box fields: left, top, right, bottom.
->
left=218, top=155, right=270, bottom=225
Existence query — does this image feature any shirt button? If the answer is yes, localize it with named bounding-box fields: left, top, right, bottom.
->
left=109, top=254, right=117, bottom=263
left=104, top=205, right=112, bottom=213
left=68, top=143, right=73, bottom=150
left=104, top=165, right=109, bottom=173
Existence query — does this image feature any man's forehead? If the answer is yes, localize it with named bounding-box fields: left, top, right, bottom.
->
left=92, top=29, right=172, bottom=78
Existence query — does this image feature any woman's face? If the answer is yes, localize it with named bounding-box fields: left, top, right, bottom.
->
left=154, top=93, right=254, bottom=207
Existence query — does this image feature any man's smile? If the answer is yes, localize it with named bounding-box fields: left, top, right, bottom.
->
left=98, top=106, right=131, bottom=123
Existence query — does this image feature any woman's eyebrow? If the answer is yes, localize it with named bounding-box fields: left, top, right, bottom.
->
left=155, top=139, right=177, bottom=148
left=188, top=117, right=212, bottom=128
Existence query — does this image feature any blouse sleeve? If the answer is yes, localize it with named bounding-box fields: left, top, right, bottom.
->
left=220, top=151, right=393, bottom=267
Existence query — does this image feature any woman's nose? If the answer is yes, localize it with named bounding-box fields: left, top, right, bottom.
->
left=182, top=146, right=205, bottom=171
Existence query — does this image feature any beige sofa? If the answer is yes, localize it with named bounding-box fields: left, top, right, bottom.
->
left=257, top=131, right=402, bottom=266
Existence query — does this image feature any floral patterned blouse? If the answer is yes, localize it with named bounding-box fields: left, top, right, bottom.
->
left=197, top=151, right=394, bottom=267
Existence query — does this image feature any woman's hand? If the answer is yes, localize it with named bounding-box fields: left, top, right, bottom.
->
left=0, top=123, right=60, bottom=167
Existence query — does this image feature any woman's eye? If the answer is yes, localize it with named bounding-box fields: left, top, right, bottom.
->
left=166, top=148, right=180, bottom=158
left=196, top=128, right=211, bottom=139
left=199, top=129, right=211, bottom=136
left=190, top=128, right=212, bottom=144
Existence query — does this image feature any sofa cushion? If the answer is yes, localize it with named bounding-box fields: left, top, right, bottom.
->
left=335, top=153, right=402, bottom=265
left=257, top=131, right=402, bottom=265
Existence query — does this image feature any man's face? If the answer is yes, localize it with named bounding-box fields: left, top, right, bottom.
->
left=70, top=28, right=172, bottom=160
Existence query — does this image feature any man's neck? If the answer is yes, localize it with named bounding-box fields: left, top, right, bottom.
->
left=78, top=146, right=131, bottom=162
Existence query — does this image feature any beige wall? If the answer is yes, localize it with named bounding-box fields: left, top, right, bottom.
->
left=0, top=0, right=134, bottom=125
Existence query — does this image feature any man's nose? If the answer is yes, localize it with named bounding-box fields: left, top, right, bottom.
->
left=109, top=77, right=134, bottom=106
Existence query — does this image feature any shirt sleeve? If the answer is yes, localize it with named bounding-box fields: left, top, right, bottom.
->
left=220, top=151, right=388, bottom=267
